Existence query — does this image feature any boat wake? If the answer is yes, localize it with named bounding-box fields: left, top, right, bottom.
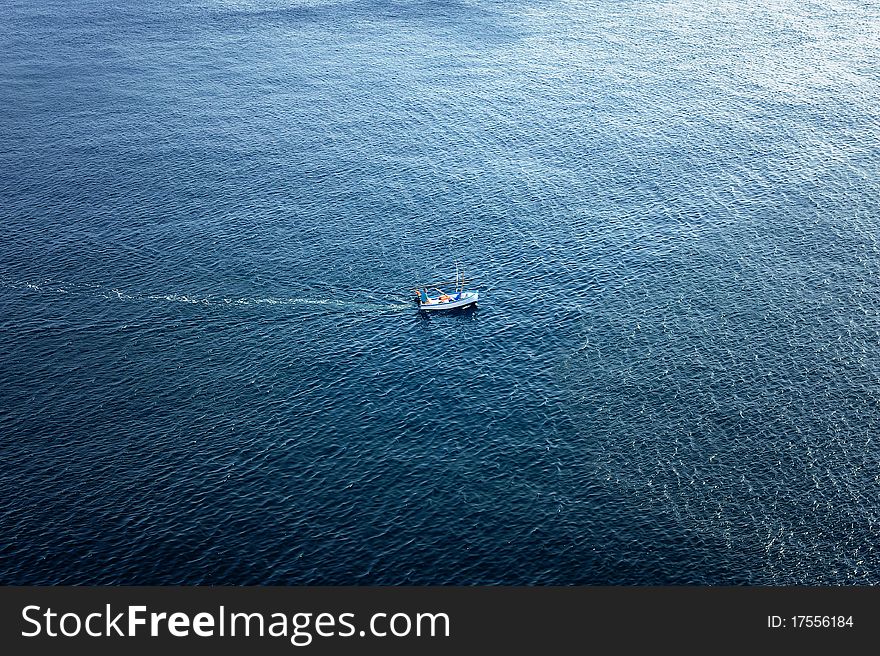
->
left=0, top=277, right=412, bottom=314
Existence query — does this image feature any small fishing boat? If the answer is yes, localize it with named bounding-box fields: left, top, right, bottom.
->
left=414, top=266, right=479, bottom=311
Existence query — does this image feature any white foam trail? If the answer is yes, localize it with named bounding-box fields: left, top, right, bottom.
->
left=3, top=277, right=412, bottom=314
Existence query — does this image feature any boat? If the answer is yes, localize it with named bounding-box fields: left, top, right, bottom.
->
left=414, top=266, right=479, bottom=311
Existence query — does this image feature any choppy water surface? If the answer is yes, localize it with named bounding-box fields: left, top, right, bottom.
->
left=2, top=0, right=879, bottom=584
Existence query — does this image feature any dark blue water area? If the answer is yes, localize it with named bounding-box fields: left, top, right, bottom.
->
left=2, top=0, right=880, bottom=585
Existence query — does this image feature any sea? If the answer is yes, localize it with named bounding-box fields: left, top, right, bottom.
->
left=1, top=0, right=879, bottom=585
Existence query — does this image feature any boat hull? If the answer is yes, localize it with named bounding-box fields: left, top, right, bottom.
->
left=418, top=291, right=479, bottom=311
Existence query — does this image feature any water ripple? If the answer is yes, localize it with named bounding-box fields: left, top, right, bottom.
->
left=1, top=0, right=879, bottom=585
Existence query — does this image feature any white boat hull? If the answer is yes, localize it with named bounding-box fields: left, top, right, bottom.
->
left=418, top=291, right=479, bottom=311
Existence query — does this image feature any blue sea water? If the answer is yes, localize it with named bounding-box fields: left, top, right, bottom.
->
left=1, top=0, right=879, bottom=585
